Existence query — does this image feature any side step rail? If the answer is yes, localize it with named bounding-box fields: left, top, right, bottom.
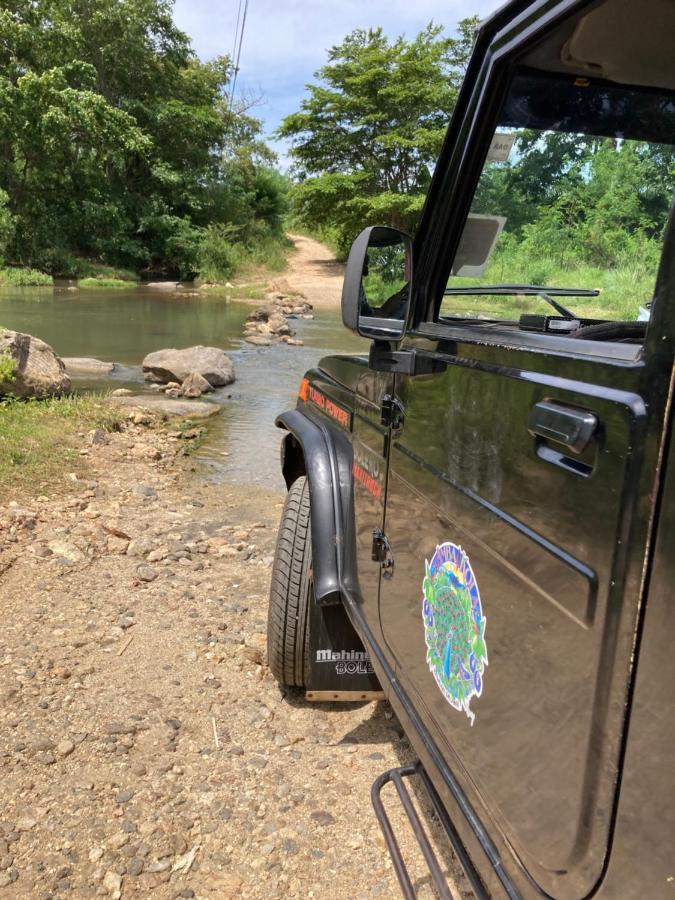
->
left=371, top=762, right=488, bottom=899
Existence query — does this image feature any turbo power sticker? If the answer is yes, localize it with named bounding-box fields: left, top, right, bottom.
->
left=422, top=542, right=487, bottom=726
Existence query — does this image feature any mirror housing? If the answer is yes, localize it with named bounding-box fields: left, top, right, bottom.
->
left=341, top=226, right=412, bottom=341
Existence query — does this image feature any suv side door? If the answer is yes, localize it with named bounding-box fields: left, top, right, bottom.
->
left=374, top=6, right=675, bottom=897
left=379, top=328, right=668, bottom=898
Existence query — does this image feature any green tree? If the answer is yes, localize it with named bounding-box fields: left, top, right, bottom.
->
left=279, top=20, right=478, bottom=255
left=0, top=0, right=288, bottom=278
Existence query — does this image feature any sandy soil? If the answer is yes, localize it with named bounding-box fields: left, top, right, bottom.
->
left=277, top=234, right=345, bottom=308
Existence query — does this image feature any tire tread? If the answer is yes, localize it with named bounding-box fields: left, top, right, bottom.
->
left=267, top=476, right=312, bottom=686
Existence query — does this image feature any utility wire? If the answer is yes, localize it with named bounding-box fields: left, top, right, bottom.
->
left=228, top=0, right=249, bottom=113
left=228, top=0, right=243, bottom=110
left=230, top=0, right=243, bottom=76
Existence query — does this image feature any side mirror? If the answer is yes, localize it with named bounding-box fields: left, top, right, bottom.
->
left=341, top=226, right=412, bottom=341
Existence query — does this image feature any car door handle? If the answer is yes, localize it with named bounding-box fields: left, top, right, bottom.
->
left=528, top=401, right=597, bottom=454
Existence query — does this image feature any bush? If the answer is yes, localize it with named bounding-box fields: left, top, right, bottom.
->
left=0, top=267, right=53, bottom=286
left=79, top=277, right=138, bottom=289
left=239, top=234, right=292, bottom=273
left=0, top=348, right=16, bottom=384
left=0, top=190, right=15, bottom=264
left=163, top=219, right=204, bottom=280
left=72, top=260, right=139, bottom=281
left=198, top=225, right=241, bottom=282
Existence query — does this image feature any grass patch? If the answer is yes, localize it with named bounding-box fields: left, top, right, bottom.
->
left=0, top=267, right=53, bottom=287
left=235, top=234, right=292, bottom=275
left=0, top=394, right=123, bottom=501
left=79, top=277, right=139, bottom=289
left=229, top=283, right=268, bottom=300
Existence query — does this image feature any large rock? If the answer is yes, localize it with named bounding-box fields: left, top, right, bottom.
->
left=142, top=346, right=235, bottom=387
left=63, top=357, right=115, bottom=377
left=0, top=329, right=71, bottom=398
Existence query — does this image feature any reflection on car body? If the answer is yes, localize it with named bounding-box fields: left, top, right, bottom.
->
left=267, top=1, right=675, bottom=896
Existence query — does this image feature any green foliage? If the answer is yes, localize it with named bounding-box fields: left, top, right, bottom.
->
left=0, top=0, right=289, bottom=280
left=198, top=225, right=240, bottom=282
left=0, top=267, right=52, bottom=286
left=0, top=189, right=15, bottom=264
left=0, top=348, right=16, bottom=384
left=79, top=277, right=138, bottom=289
left=446, top=233, right=661, bottom=321
left=280, top=20, right=478, bottom=255
left=74, top=261, right=139, bottom=281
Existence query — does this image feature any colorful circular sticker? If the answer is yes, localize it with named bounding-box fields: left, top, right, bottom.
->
left=422, top=542, right=488, bottom=726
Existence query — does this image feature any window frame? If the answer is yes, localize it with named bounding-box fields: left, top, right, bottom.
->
left=409, top=0, right=674, bottom=364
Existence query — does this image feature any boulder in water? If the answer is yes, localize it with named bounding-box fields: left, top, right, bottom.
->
left=0, top=329, right=71, bottom=398
left=142, top=346, right=235, bottom=387
left=63, top=357, right=115, bottom=377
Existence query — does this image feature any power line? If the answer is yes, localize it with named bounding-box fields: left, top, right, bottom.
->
left=228, top=0, right=249, bottom=113
left=230, top=0, right=243, bottom=74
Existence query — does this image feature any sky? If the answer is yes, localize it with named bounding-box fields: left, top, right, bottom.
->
left=172, top=0, right=501, bottom=164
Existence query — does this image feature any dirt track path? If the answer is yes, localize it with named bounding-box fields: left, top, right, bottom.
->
left=282, top=234, right=345, bottom=307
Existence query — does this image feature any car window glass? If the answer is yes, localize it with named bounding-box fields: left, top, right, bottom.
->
left=438, top=72, right=675, bottom=341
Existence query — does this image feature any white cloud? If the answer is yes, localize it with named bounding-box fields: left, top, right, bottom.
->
left=172, top=0, right=500, bottom=162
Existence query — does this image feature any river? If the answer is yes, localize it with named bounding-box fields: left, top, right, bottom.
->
left=0, top=283, right=365, bottom=487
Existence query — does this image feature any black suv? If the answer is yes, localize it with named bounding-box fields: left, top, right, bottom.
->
left=267, top=0, right=675, bottom=896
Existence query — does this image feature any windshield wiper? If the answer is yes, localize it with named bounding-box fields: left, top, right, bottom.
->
left=443, top=284, right=600, bottom=319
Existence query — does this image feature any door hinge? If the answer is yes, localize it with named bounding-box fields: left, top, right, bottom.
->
left=372, top=528, right=395, bottom=578
left=381, top=394, right=405, bottom=431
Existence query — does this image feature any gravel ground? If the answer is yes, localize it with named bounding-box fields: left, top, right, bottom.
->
left=0, top=415, right=470, bottom=899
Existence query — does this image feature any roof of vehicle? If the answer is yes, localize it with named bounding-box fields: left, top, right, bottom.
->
left=478, top=0, right=675, bottom=92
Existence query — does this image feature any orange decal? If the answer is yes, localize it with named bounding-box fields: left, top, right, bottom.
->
left=298, top=377, right=310, bottom=401
left=308, top=386, right=351, bottom=428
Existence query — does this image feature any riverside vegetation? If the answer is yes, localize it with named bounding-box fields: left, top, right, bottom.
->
left=0, top=0, right=289, bottom=286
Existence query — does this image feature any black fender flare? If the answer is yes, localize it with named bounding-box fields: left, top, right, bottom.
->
left=276, top=409, right=352, bottom=606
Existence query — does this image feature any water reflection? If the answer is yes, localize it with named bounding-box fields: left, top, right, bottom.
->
left=0, top=284, right=251, bottom=362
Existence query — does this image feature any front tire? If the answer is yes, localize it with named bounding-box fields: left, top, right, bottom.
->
left=267, top=476, right=312, bottom=687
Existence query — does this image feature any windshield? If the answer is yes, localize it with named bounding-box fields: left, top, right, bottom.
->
left=441, top=70, right=675, bottom=325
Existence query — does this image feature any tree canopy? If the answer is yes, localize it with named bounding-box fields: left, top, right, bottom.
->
left=0, top=0, right=287, bottom=278
left=279, top=20, right=478, bottom=255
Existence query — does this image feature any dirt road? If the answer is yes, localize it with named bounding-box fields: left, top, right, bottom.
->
left=281, top=234, right=345, bottom=307
left=0, top=238, right=469, bottom=899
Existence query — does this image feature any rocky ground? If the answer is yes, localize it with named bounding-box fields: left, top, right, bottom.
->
left=0, top=413, right=469, bottom=899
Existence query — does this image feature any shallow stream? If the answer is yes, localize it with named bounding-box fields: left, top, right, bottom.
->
left=0, top=283, right=365, bottom=488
